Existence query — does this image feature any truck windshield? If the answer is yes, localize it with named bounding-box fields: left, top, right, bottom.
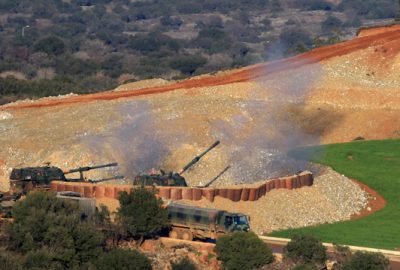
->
left=233, top=215, right=248, bottom=225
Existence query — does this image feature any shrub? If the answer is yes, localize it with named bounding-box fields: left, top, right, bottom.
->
left=23, top=250, right=63, bottom=270
left=215, top=232, right=274, bottom=270
left=342, top=251, right=389, bottom=270
left=0, top=251, right=22, bottom=270
left=284, top=235, right=327, bottom=264
left=7, top=191, right=104, bottom=269
left=117, top=187, right=169, bottom=242
left=128, top=32, right=180, bottom=53
left=293, top=264, right=317, bottom=270
left=279, top=28, right=313, bottom=55
left=330, top=244, right=352, bottom=268
left=33, top=36, right=66, bottom=55
left=95, top=249, right=152, bottom=270
left=168, top=54, right=207, bottom=75
left=171, top=257, right=197, bottom=270
left=322, top=16, right=343, bottom=33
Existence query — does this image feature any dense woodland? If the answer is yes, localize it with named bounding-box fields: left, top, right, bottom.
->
left=0, top=0, right=398, bottom=103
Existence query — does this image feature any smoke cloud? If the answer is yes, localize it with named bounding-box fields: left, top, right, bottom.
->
left=84, top=101, right=169, bottom=179
left=211, top=59, right=323, bottom=183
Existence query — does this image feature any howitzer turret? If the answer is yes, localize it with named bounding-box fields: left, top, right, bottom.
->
left=133, top=141, right=220, bottom=187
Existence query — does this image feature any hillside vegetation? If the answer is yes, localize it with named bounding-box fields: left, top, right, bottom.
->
left=0, top=0, right=398, bottom=104
left=271, top=139, right=400, bottom=250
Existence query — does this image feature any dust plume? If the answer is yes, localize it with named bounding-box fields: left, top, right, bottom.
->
left=211, top=59, right=324, bottom=183
left=83, top=101, right=169, bottom=179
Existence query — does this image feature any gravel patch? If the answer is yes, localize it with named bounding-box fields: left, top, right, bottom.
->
left=181, top=167, right=368, bottom=234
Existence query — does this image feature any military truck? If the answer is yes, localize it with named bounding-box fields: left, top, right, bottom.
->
left=166, top=203, right=250, bottom=241
left=56, top=191, right=97, bottom=218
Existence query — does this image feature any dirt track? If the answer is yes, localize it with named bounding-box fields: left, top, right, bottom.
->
left=4, top=25, right=400, bottom=110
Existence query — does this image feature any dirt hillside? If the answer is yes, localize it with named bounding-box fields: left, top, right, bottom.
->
left=0, top=25, right=399, bottom=192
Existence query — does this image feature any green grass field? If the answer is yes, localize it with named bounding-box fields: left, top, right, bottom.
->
left=269, top=139, right=400, bottom=250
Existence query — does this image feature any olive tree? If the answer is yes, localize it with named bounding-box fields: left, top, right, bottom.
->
left=215, top=232, right=274, bottom=270
left=7, top=191, right=104, bottom=269
left=117, top=187, right=169, bottom=243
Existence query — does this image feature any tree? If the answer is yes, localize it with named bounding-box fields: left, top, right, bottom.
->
left=0, top=252, right=22, bottom=270
left=33, top=36, right=66, bottom=55
left=279, top=28, right=313, bottom=55
left=293, top=264, right=317, bottom=270
left=117, top=187, right=169, bottom=243
left=23, top=250, right=63, bottom=270
left=168, top=54, right=207, bottom=75
left=396, top=0, right=400, bottom=21
left=322, top=16, right=343, bottom=33
left=284, top=235, right=327, bottom=265
left=215, top=232, right=274, bottom=270
left=95, top=249, right=152, bottom=270
left=342, top=251, right=389, bottom=270
left=7, top=191, right=104, bottom=269
left=171, top=257, right=197, bottom=270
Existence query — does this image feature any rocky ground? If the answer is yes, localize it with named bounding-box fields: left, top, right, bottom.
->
left=181, top=167, right=368, bottom=234
left=121, top=239, right=218, bottom=270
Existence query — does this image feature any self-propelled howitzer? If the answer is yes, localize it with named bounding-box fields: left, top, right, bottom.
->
left=9, top=162, right=123, bottom=195
left=133, top=141, right=220, bottom=187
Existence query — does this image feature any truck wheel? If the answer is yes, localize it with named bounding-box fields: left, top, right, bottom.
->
left=169, top=230, right=179, bottom=239
left=181, top=231, right=193, bottom=241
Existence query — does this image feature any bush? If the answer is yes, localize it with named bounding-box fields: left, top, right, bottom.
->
left=117, top=187, right=169, bottom=241
left=0, top=77, right=85, bottom=101
left=171, top=257, right=197, bottom=270
left=321, top=16, right=343, bottom=33
left=194, top=28, right=232, bottom=53
left=23, top=250, right=63, bottom=270
left=279, top=28, right=313, bottom=55
left=168, top=54, right=207, bottom=75
left=128, top=32, right=180, bottom=53
left=284, top=235, right=327, bottom=265
left=95, top=249, right=152, bottom=270
left=342, top=251, right=389, bottom=270
left=215, top=232, right=274, bottom=270
left=0, top=252, right=22, bottom=270
left=7, top=191, right=104, bottom=269
left=33, top=36, right=66, bottom=55
left=293, top=264, right=317, bottom=270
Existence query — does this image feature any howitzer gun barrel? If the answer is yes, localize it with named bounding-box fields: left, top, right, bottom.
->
left=179, top=140, right=220, bottom=175
left=88, top=175, right=125, bottom=183
left=202, top=165, right=230, bottom=188
left=65, top=162, right=118, bottom=174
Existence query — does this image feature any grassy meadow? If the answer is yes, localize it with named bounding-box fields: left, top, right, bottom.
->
left=270, top=139, right=400, bottom=250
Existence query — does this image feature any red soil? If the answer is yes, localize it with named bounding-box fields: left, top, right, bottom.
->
left=350, top=179, right=386, bottom=220
left=3, top=25, right=400, bottom=110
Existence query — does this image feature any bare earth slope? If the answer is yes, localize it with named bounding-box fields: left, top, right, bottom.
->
left=0, top=25, right=399, bottom=230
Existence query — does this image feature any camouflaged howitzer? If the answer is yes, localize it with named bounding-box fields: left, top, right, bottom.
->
left=9, top=162, right=123, bottom=195
left=133, top=141, right=220, bottom=187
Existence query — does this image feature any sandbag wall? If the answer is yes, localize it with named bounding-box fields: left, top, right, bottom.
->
left=51, top=171, right=313, bottom=202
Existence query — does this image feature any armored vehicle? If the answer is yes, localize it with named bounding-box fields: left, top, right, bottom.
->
left=9, top=162, right=122, bottom=195
left=133, top=141, right=220, bottom=187
left=166, top=203, right=250, bottom=241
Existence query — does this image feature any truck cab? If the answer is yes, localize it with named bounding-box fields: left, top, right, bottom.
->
left=220, top=213, right=250, bottom=233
